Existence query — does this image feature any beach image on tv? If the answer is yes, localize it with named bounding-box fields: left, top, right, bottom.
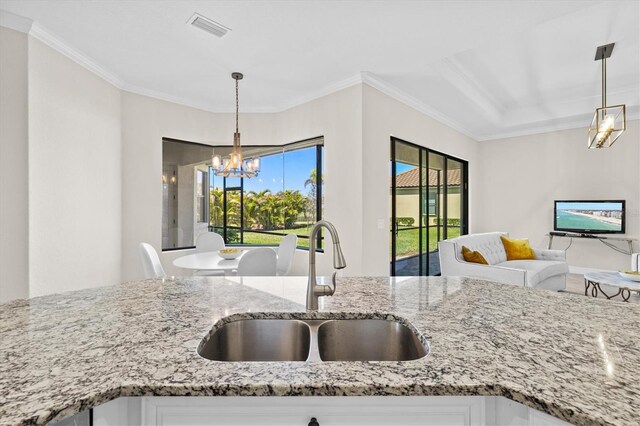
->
left=556, top=201, right=623, bottom=232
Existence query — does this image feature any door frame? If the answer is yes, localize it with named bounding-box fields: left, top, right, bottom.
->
left=390, top=137, right=469, bottom=276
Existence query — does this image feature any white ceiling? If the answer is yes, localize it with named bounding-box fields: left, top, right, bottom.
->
left=1, top=0, right=638, bottom=140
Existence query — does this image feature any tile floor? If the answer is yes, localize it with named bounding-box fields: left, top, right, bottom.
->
left=564, top=273, right=640, bottom=304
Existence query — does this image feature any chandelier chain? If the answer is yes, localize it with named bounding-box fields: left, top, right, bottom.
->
left=212, top=72, right=259, bottom=178
left=235, top=77, right=239, bottom=133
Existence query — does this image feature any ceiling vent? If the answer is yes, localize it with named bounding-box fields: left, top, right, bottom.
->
left=188, top=13, right=230, bottom=38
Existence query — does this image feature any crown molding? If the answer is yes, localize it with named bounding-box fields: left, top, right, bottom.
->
left=28, top=22, right=124, bottom=89
left=276, top=73, right=364, bottom=112
left=360, top=72, right=477, bottom=140
left=477, top=108, right=640, bottom=141
left=126, top=73, right=365, bottom=114
left=436, top=57, right=504, bottom=124
left=120, top=83, right=278, bottom=114
left=4, top=9, right=637, bottom=142
left=0, top=9, right=33, bottom=33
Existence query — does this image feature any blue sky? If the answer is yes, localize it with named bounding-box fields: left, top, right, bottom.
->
left=395, top=163, right=416, bottom=174
left=211, top=147, right=317, bottom=194
left=557, top=201, right=623, bottom=211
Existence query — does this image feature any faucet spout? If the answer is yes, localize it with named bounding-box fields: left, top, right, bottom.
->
left=306, top=220, right=347, bottom=310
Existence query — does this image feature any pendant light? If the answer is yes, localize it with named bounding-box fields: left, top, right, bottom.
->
left=588, top=43, right=626, bottom=149
left=212, top=72, right=260, bottom=177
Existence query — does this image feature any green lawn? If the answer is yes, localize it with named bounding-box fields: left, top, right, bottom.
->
left=394, top=227, right=461, bottom=258
left=241, top=223, right=317, bottom=248
left=228, top=224, right=460, bottom=255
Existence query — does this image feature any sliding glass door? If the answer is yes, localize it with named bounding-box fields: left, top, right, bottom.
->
left=390, top=138, right=468, bottom=276
left=391, top=142, right=423, bottom=276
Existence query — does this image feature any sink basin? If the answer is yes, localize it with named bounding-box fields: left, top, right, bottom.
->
left=317, top=319, right=428, bottom=361
left=198, top=316, right=429, bottom=362
left=198, top=319, right=311, bottom=361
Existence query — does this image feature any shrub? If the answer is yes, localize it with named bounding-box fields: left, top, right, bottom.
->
left=396, top=217, right=415, bottom=227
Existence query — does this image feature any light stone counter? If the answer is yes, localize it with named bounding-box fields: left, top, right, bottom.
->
left=0, top=276, right=638, bottom=425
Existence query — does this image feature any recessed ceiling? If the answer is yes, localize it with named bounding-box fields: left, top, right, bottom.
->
left=1, top=0, right=638, bottom=140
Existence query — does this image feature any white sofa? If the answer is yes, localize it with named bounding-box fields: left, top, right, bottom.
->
left=439, top=232, right=569, bottom=291
left=632, top=253, right=639, bottom=271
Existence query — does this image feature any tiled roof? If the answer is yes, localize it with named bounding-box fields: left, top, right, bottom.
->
left=395, top=167, right=462, bottom=188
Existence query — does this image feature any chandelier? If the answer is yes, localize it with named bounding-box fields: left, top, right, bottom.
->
left=588, top=43, right=626, bottom=149
left=212, top=72, right=260, bottom=177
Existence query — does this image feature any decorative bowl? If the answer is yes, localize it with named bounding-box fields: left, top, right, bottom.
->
left=618, top=271, right=640, bottom=282
left=218, top=248, right=243, bottom=260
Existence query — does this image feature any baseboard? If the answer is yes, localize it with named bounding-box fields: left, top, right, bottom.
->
left=569, top=266, right=615, bottom=275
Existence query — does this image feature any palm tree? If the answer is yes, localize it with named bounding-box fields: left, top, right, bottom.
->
left=304, top=168, right=321, bottom=222
left=209, top=187, right=224, bottom=226
left=243, top=191, right=259, bottom=229
left=226, top=191, right=241, bottom=227
left=251, top=189, right=274, bottom=230
left=282, top=190, right=307, bottom=228
left=304, top=168, right=317, bottom=199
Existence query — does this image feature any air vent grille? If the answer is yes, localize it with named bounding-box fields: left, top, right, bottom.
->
left=188, top=13, right=230, bottom=38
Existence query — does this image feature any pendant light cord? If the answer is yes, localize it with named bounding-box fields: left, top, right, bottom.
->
left=235, top=78, right=239, bottom=133
left=601, top=56, right=606, bottom=110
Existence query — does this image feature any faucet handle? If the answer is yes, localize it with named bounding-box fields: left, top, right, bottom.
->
left=329, top=271, right=338, bottom=295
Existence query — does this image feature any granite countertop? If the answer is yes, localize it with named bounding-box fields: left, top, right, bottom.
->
left=0, top=276, right=638, bottom=425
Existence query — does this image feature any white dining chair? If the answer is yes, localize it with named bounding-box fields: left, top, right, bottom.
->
left=276, top=234, right=298, bottom=276
left=237, top=247, right=277, bottom=276
left=193, top=232, right=226, bottom=276
left=139, top=242, right=166, bottom=279
left=195, top=232, right=225, bottom=253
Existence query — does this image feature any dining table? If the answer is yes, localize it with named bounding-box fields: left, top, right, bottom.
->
left=172, top=249, right=250, bottom=274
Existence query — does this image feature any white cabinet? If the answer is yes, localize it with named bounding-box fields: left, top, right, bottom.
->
left=140, top=396, right=485, bottom=426
left=89, top=396, right=571, bottom=426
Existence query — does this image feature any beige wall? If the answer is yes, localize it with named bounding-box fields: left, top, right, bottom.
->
left=395, top=192, right=462, bottom=225
left=121, top=85, right=362, bottom=280
left=362, top=85, right=479, bottom=275
left=446, top=193, right=462, bottom=220
left=138, top=84, right=476, bottom=280
left=0, top=27, right=29, bottom=302
left=476, top=120, right=640, bottom=272
left=395, top=193, right=420, bottom=224
left=28, top=37, right=122, bottom=296
left=274, top=84, right=364, bottom=276
left=120, top=91, right=280, bottom=280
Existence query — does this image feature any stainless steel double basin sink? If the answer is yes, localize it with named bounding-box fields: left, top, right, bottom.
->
left=197, top=317, right=430, bottom=362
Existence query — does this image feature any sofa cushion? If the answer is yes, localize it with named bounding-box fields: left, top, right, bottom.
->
left=500, top=236, right=535, bottom=260
left=461, top=246, right=488, bottom=264
left=496, top=260, right=569, bottom=287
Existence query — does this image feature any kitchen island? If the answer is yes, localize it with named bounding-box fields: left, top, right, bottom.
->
left=0, top=276, right=638, bottom=425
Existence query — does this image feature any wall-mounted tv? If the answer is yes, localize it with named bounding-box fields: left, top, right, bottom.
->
left=554, top=200, right=625, bottom=234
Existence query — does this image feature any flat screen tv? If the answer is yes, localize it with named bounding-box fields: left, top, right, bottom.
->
left=554, top=200, right=625, bottom=234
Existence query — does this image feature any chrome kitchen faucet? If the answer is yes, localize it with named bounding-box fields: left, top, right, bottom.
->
left=306, top=220, right=347, bottom=310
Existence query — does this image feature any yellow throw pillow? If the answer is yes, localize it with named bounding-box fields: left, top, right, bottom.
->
left=461, top=245, right=488, bottom=265
left=500, top=236, right=536, bottom=260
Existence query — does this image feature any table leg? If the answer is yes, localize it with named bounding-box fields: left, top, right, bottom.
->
left=595, top=282, right=624, bottom=300
left=621, top=288, right=631, bottom=302
left=585, top=279, right=599, bottom=298
left=584, top=278, right=590, bottom=296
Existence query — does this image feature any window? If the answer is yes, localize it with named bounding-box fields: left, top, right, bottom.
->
left=196, top=170, right=207, bottom=223
left=162, top=137, right=323, bottom=251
